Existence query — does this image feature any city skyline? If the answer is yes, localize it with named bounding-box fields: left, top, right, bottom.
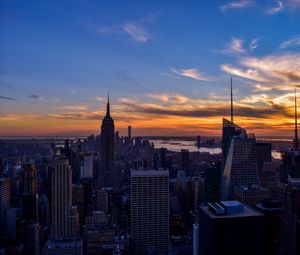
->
left=1, top=1, right=300, bottom=137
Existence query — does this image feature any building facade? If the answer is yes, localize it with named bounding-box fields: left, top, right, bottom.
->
left=131, top=170, right=169, bottom=255
left=51, top=158, right=77, bottom=239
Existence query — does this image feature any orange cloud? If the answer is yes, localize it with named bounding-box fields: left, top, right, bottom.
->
left=0, top=90, right=297, bottom=137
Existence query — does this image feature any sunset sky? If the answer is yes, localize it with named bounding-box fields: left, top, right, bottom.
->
left=1, top=0, right=300, bottom=137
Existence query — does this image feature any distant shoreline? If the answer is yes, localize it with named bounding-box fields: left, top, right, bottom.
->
left=0, top=135, right=294, bottom=142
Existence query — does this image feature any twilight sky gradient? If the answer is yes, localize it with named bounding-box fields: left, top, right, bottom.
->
left=1, top=0, right=300, bottom=137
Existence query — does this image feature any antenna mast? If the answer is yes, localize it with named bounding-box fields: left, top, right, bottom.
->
left=295, top=88, right=298, bottom=150
left=231, top=77, right=233, bottom=123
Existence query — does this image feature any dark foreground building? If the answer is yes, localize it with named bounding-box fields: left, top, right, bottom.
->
left=198, top=201, right=265, bottom=255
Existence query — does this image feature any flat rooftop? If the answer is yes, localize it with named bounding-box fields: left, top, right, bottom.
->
left=131, top=169, right=169, bottom=177
left=235, top=185, right=269, bottom=191
left=200, top=203, right=263, bottom=219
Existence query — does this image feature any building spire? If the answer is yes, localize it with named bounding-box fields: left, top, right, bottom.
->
left=231, top=77, right=234, bottom=123
left=106, top=92, right=110, bottom=116
left=295, top=88, right=298, bottom=150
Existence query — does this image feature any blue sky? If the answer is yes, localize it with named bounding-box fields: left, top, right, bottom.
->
left=1, top=0, right=300, bottom=136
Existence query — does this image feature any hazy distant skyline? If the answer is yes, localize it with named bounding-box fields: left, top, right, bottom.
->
left=1, top=0, right=300, bottom=137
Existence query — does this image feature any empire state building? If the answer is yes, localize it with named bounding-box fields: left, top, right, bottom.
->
left=100, top=95, right=115, bottom=187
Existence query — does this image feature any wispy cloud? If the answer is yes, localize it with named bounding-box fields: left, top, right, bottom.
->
left=0, top=95, right=15, bottom=101
left=146, top=93, right=189, bottom=104
left=266, top=1, right=284, bottom=15
left=64, top=105, right=90, bottom=111
left=221, top=0, right=254, bottom=12
left=221, top=64, right=271, bottom=83
left=123, top=22, right=149, bottom=43
left=88, top=18, right=150, bottom=43
left=119, top=93, right=289, bottom=120
left=48, top=112, right=100, bottom=120
left=288, top=0, right=300, bottom=9
left=95, top=96, right=105, bottom=102
left=249, top=37, right=262, bottom=51
left=228, top=37, right=246, bottom=53
left=279, top=35, right=300, bottom=49
left=171, top=67, right=210, bottom=81
left=28, top=94, right=40, bottom=99
left=0, top=114, right=19, bottom=121
left=265, top=0, right=300, bottom=15
left=219, top=37, right=261, bottom=55
left=221, top=54, right=300, bottom=90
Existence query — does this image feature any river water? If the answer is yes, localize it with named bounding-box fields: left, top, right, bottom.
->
left=150, top=139, right=282, bottom=160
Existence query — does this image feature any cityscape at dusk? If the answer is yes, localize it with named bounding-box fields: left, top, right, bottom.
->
left=1, top=1, right=300, bottom=255
left=1, top=0, right=300, bottom=136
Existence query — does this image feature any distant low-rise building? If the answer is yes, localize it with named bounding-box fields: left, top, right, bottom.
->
left=44, top=238, right=83, bottom=255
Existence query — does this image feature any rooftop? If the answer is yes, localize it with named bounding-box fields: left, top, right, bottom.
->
left=131, top=169, right=169, bottom=177
left=235, top=185, right=269, bottom=191
left=201, top=201, right=263, bottom=219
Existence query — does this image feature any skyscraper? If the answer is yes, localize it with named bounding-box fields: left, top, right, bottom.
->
left=128, top=125, right=132, bottom=142
left=281, top=177, right=300, bottom=255
left=51, top=158, right=77, bottom=239
left=198, top=201, right=265, bottom=255
left=131, top=169, right=169, bottom=255
left=181, top=149, right=190, bottom=174
left=222, top=79, right=246, bottom=169
left=81, top=153, right=94, bottom=179
left=221, top=129, right=259, bottom=200
left=0, top=158, right=3, bottom=177
left=100, top=95, right=115, bottom=187
left=280, top=89, right=300, bottom=255
left=0, top=177, right=10, bottom=237
left=280, top=89, right=300, bottom=184
left=23, top=160, right=37, bottom=194
left=256, top=200, right=282, bottom=255
left=204, top=162, right=221, bottom=202
left=193, top=223, right=199, bottom=255
left=221, top=80, right=259, bottom=200
left=221, top=118, right=246, bottom=169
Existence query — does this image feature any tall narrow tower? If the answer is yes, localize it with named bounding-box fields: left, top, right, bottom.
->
left=295, top=88, right=298, bottom=150
left=100, top=94, right=115, bottom=187
left=128, top=125, right=132, bottom=142
left=231, top=77, right=234, bottom=123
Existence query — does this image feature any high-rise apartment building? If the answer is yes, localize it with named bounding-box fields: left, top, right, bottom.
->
left=51, top=158, right=77, bottom=239
left=131, top=169, right=169, bottom=255
left=0, top=177, right=10, bottom=237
